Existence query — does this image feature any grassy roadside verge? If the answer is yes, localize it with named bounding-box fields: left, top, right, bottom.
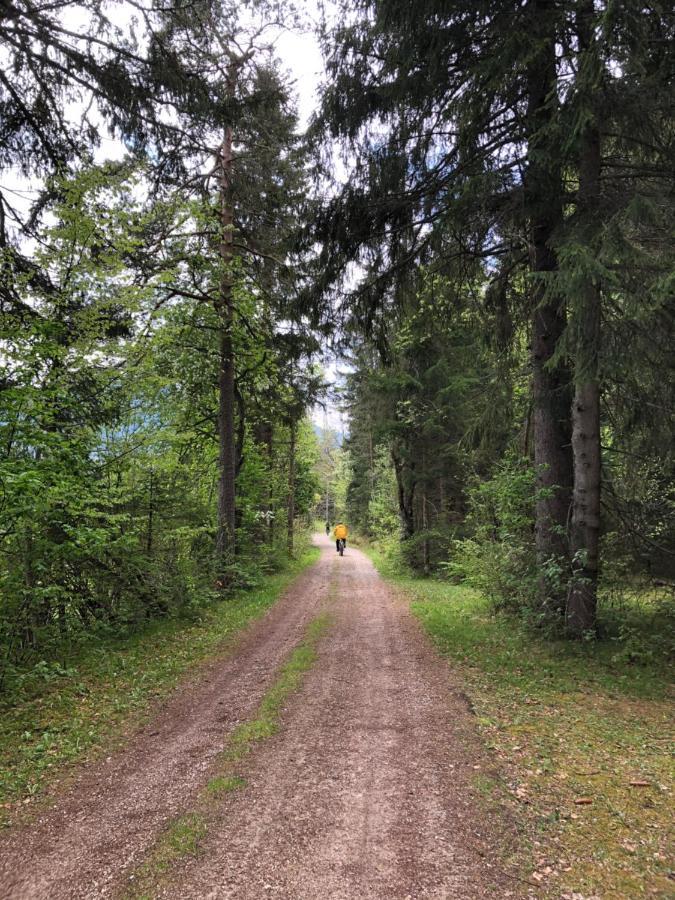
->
left=368, top=548, right=673, bottom=900
left=127, top=613, right=331, bottom=898
left=0, top=547, right=320, bottom=825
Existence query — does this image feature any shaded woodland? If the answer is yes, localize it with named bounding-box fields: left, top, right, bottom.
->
left=0, top=0, right=323, bottom=687
left=311, top=0, right=674, bottom=639
left=0, top=0, right=673, bottom=690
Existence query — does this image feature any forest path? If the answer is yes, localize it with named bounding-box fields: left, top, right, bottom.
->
left=162, top=535, right=516, bottom=899
left=0, top=535, right=518, bottom=900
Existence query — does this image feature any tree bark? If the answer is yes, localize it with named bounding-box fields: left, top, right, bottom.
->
left=525, top=0, right=573, bottom=612
left=567, top=4, right=602, bottom=636
left=422, top=485, right=430, bottom=574
left=264, top=423, right=275, bottom=547
left=146, top=468, right=154, bottom=555
left=287, top=417, right=296, bottom=556
left=392, top=450, right=415, bottom=540
left=215, top=122, right=237, bottom=574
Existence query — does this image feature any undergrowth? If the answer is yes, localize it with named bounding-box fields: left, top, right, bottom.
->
left=0, top=546, right=319, bottom=824
left=369, top=547, right=674, bottom=900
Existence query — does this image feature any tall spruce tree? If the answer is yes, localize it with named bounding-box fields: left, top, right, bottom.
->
left=311, top=0, right=674, bottom=632
left=311, top=0, right=574, bottom=607
left=559, top=0, right=674, bottom=633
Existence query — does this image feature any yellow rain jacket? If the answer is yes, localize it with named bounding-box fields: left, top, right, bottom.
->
left=334, top=523, right=348, bottom=540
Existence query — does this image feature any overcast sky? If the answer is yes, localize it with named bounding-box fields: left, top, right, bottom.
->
left=275, top=8, right=327, bottom=130
left=273, top=6, right=346, bottom=434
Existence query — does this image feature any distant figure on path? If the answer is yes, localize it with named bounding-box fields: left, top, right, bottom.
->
left=325, top=521, right=331, bottom=536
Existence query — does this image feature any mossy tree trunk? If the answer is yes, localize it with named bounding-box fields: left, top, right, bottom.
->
left=567, top=1, right=602, bottom=636
left=215, top=120, right=237, bottom=576
left=525, top=0, right=573, bottom=613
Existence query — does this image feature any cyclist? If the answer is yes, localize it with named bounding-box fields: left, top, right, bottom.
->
left=333, top=521, right=348, bottom=553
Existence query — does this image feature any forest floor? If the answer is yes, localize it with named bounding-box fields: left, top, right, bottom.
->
left=0, top=534, right=525, bottom=899
left=370, top=550, right=674, bottom=899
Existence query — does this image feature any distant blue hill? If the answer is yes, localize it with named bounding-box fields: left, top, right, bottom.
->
left=312, top=422, right=345, bottom=447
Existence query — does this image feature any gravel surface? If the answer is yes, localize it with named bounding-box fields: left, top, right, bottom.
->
left=0, top=555, right=332, bottom=899
left=163, top=536, right=520, bottom=899
left=0, top=535, right=522, bottom=899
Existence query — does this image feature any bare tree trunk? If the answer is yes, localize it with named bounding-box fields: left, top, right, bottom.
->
left=525, top=0, right=573, bottom=613
left=392, top=450, right=415, bottom=540
left=287, top=418, right=296, bottom=556
left=23, top=527, right=37, bottom=650
left=422, top=485, right=430, bottom=574
left=265, top=424, right=275, bottom=547
left=567, top=4, right=602, bottom=636
left=215, top=123, right=237, bottom=575
left=324, top=472, right=329, bottom=527
left=532, top=300, right=572, bottom=595
left=146, top=468, right=154, bottom=555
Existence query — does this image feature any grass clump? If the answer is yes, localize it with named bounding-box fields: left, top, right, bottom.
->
left=205, top=775, right=246, bottom=797
left=127, top=813, right=207, bottom=895
left=370, top=555, right=673, bottom=900
left=164, top=814, right=207, bottom=859
left=0, top=547, right=319, bottom=824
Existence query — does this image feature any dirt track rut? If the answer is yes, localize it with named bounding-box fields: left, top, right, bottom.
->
left=0, top=535, right=519, bottom=899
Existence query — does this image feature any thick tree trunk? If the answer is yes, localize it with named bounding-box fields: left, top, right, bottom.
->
left=532, top=300, right=572, bottom=585
left=215, top=125, right=237, bottom=573
left=392, top=450, right=415, bottom=540
left=264, top=423, right=275, bottom=547
left=287, top=417, right=296, bottom=556
left=146, top=469, right=154, bottom=555
left=525, top=0, right=573, bottom=612
left=567, top=377, right=600, bottom=634
left=422, top=486, right=430, bottom=574
left=567, top=6, right=602, bottom=636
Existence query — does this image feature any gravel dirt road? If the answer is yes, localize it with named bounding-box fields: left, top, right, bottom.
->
left=0, top=535, right=521, bottom=899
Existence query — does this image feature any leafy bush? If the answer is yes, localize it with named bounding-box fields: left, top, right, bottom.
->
left=443, top=455, right=539, bottom=612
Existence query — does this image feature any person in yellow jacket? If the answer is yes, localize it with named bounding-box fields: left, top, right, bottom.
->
left=333, top=522, right=348, bottom=553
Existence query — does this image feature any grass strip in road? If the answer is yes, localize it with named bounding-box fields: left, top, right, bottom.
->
left=223, top=614, right=331, bottom=763
left=126, top=612, right=331, bottom=899
left=369, top=549, right=673, bottom=900
left=0, top=547, right=320, bottom=825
